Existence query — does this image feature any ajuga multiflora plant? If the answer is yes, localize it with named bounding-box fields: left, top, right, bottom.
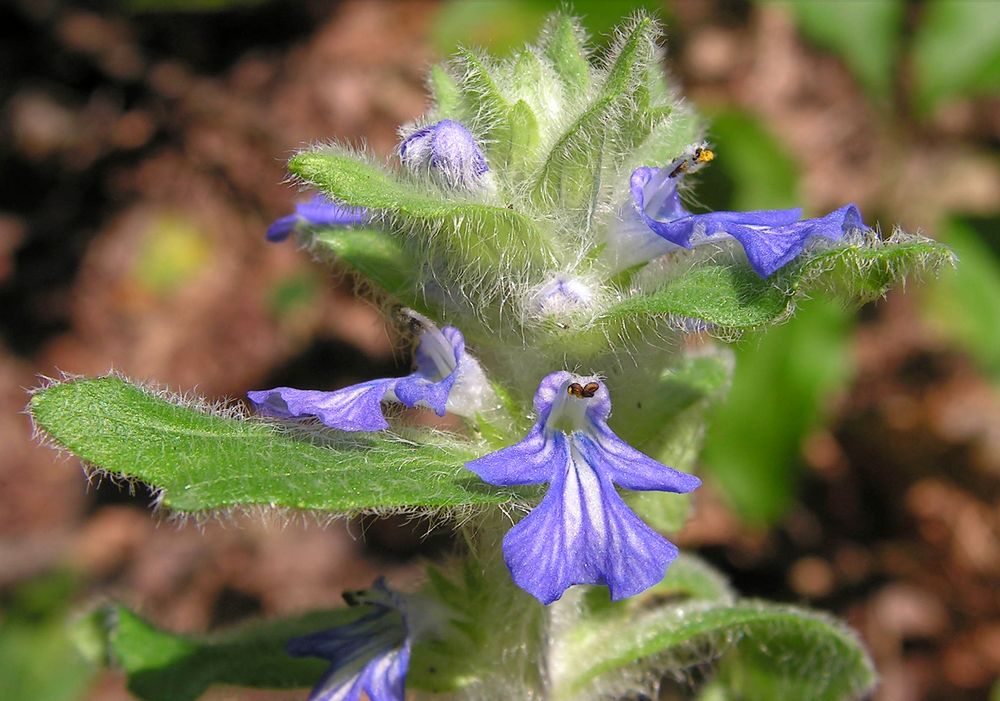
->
left=30, top=11, right=954, bottom=701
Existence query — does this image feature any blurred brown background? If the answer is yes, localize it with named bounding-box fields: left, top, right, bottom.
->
left=1, top=1, right=998, bottom=700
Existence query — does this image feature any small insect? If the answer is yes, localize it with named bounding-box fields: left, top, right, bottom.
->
left=668, top=145, right=715, bottom=178
left=567, top=381, right=600, bottom=398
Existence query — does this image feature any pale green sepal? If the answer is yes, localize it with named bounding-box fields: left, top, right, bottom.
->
left=428, top=63, right=462, bottom=120
left=699, top=603, right=877, bottom=701
left=30, top=376, right=517, bottom=514
left=453, top=48, right=511, bottom=152
left=531, top=15, right=658, bottom=221
left=288, top=150, right=557, bottom=291
left=506, top=99, right=541, bottom=175
left=540, top=13, right=593, bottom=99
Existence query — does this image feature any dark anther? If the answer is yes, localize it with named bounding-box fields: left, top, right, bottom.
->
left=567, top=382, right=599, bottom=398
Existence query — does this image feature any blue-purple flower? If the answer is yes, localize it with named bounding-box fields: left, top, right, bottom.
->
left=248, top=312, right=493, bottom=431
left=266, top=194, right=367, bottom=243
left=604, top=144, right=866, bottom=277
left=466, top=372, right=700, bottom=604
left=287, top=578, right=409, bottom=701
left=399, top=119, right=493, bottom=192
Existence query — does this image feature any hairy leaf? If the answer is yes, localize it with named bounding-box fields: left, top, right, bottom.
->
left=532, top=15, right=658, bottom=220
left=306, top=227, right=421, bottom=303
left=541, top=13, right=592, bottom=99
left=553, top=593, right=874, bottom=701
left=289, top=151, right=556, bottom=288
left=606, top=233, right=954, bottom=333
left=30, top=376, right=514, bottom=514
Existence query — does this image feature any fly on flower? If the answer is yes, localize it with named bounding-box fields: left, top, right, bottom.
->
left=248, top=310, right=495, bottom=431
left=466, top=371, right=701, bottom=604
left=266, top=194, right=368, bottom=242
left=288, top=578, right=410, bottom=701
left=602, top=142, right=866, bottom=277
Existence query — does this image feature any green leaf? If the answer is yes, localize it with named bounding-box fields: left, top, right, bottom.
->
left=94, top=603, right=365, bottom=701
left=776, top=0, right=903, bottom=97
left=553, top=593, right=874, bottom=701
left=912, top=0, right=1000, bottom=112
left=923, top=216, right=1000, bottom=382
left=541, top=13, right=593, bottom=98
left=305, top=227, right=423, bottom=305
left=532, top=15, right=658, bottom=220
left=704, top=604, right=875, bottom=701
left=289, top=150, right=556, bottom=289
left=604, top=233, right=954, bottom=334
left=699, top=110, right=800, bottom=212
left=30, top=376, right=514, bottom=514
left=703, top=297, right=853, bottom=524
left=550, top=555, right=733, bottom=700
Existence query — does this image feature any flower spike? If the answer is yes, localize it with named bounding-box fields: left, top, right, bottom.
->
left=466, top=372, right=700, bottom=604
left=399, top=119, right=493, bottom=192
left=288, top=578, right=410, bottom=701
left=248, top=311, right=493, bottom=431
left=266, top=194, right=367, bottom=242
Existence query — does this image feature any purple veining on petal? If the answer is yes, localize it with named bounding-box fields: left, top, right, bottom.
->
left=248, top=316, right=474, bottom=431
left=466, top=371, right=699, bottom=604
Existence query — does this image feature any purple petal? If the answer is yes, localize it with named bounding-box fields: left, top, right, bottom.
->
left=466, top=424, right=563, bottom=486
left=288, top=582, right=409, bottom=701
left=297, top=195, right=368, bottom=228
left=575, top=427, right=701, bottom=493
left=247, top=380, right=396, bottom=432
left=393, top=325, right=464, bottom=416
left=266, top=214, right=299, bottom=242
left=399, top=120, right=489, bottom=190
left=501, top=433, right=678, bottom=603
left=727, top=203, right=864, bottom=277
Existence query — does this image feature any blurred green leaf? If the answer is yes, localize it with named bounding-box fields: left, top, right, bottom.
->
left=267, top=272, right=320, bottom=318
left=924, top=216, right=1000, bottom=381
left=611, top=351, right=733, bottom=532
left=702, top=296, right=853, bottom=524
left=96, top=604, right=364, bottom=701
left=699, top=110, right=800, bottom=211
left=30, top=376, right=516, bottom=514
left=431, top=0, right=666, bottom=56
left=913, top=0, right=1000, bottom=112
left=0, top=574, right=95, bottom=701
left=774, top=0, right=903, bottom=97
